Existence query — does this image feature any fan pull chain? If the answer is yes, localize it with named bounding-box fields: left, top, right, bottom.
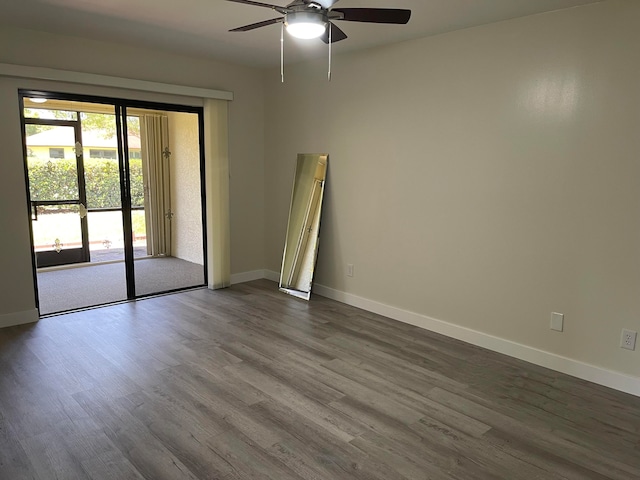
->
left=328, top=23, right=332, bottom=82
left=281, top=22, right=285, bottom=83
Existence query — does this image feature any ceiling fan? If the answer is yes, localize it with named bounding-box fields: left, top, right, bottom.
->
left=227, top=0, right=412, bottom=80
left=228, top=0, right=411, bottom=43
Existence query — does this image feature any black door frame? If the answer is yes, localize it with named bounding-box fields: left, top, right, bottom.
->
left=19, top=89, right=209, bottom=314
left=24, top=117, right=90, bottom=268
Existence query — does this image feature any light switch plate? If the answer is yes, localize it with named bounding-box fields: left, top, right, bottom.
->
left=346, top=264, right=354, bottom=277
left=551, top=312, right=564, bottom=332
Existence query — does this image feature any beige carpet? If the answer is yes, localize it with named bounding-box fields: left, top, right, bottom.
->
left=36, top=257, right=205, bottom=315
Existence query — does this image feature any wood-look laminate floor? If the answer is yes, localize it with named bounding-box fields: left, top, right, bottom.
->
left=1, top=280, right=639, bottom=480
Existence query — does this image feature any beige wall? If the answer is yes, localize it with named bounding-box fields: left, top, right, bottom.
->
left=0, top=26, right=265, bottom=319
left=264, top=0, right=640, bottom=379
left=168, top=111, right=204, bottom=265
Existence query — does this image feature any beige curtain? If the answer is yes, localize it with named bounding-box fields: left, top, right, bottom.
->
left=204, top=99, right=231, bottom=289
left=141, top=114, right=171, bottom=256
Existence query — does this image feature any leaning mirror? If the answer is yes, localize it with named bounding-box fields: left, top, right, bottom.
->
left=279, top=153, right=328, bottom=300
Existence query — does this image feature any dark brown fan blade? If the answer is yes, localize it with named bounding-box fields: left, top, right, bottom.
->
left=320, top=22, right=347, bottom=44
left=227, top=0, right=290, bottom=15
left=230, top=17, right=283, bottom=32
left=331, top=8, right=411, bottom=24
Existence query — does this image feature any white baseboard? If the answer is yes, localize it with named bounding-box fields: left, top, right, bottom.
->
left=0, top=309, right=39, bottom=328
left=229, top=271, right=640, bottom=397
left=311, top=283, right=640, bottom=398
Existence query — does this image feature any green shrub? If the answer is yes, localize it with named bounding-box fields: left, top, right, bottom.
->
left=28, top=158, right=145, bottom=209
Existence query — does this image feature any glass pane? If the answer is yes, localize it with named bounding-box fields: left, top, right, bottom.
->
left=36, top=206, right=128, bottom=315
left=87, top=210, right=125, bottom=262
left=131, top=111, right=205, bottom=296
left=36, top=261, right=127, bottom=315
left=24, top=108, right=77, bottom=120
left=81, top=112, right=121, bottom=209
left=128, top=116, right=144, bottom=209
left=131, top=209, right=148, bottom=257
left=26, top=125, right=79, bottom=201
left=84, top=210, right=148, bottom=263
left=32, top=204, right=82, bottom=253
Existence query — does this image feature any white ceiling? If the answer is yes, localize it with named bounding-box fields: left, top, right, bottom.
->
left=0, top=0, right=604, bottom=68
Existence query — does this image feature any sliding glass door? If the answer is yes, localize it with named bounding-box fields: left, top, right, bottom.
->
left=128, top=109, right=206, bottom=297
left=21, top=92, right=207, bottom=315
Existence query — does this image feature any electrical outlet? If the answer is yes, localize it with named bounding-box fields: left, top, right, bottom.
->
left=620, top=329, right=637, bottom=351
left=550, top=312, right=564, bottom=332
left=346, top=264, right=354, bottom=277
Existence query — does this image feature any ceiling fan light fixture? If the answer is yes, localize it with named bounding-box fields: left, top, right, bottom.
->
left=285, top=11, right=327, bottom=39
